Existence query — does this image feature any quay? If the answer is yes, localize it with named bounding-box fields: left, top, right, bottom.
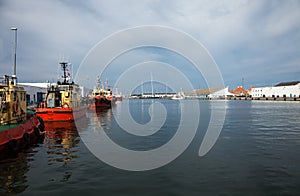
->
left=226, top=97, right=300, bottom=101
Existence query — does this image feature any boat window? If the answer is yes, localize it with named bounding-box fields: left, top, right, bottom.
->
left=14, top=92, right=17, bottom=101
left=60, top=86, right=69, bottom=91
left=47, top=97, right=54, bottom=107
left=55, top=92, right=62, bottom=107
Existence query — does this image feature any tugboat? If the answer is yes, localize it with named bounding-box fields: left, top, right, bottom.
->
left=89, top=77, right=113, bottom=110
left=36, top=62, right=87, bottom=122
left=0, top=75, right=45, bottom=153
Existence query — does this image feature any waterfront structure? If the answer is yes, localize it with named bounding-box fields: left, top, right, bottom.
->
left=19, top=83, right=49, bottom=105
left=229, top=86, right=250, bottom=97
left=129, top=93, right=176, bottom=99
left=185, top=87, right=232, bottom=99
left=250, top=81, right=300, bottom=98
left=207, top=87, right=234, bottom=99
left=185, top=88, right=222, bottom=99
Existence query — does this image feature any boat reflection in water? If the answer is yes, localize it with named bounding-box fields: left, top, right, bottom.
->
left=42, top=120, right=86, bottom=183
left=0, top=149, right=34, bottom=195
left=44, top=120, right=86, bottom=167
left=88, top=107, right=112, bottom=132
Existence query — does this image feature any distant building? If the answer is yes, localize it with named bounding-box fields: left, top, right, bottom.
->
left=19, top=83, right=49, bottom=105
left=207, top=87, right=234, bottom=99
left=20, top=83, right=91, bottom=105
left=185, top=87, right=233, bottom=99
left=229, top=86, right=250, bottom=97
left=250, top=81, right=300, bottom=98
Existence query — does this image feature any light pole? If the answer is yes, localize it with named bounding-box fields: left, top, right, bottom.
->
left=11, top=27, right=17, bottom=85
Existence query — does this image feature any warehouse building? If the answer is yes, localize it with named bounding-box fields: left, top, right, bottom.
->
left=250, top=81, right=300, bottom=98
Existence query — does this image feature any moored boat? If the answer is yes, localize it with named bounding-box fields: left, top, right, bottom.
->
left=114, top=94, right=123, bottom=102
left=114, top=88, right=123, bottom=102
left=89, top=77, right=113, bottom=110
left=36, top=62, right=87, bottom=122
left=0, top=75, right=45, bottom=153
left=171, top=88, right=185, bottom=100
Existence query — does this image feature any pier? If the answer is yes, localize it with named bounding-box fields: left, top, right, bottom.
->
left=226, top=97, right=300, bottom=101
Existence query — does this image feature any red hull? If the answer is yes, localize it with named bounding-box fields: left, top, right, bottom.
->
left=89, top=96, right=112, bottom=111
left=0, top=115, right=45, bottom=152
left=36, top=105, right=87, bottom=122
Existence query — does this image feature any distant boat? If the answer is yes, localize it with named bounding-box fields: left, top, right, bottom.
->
left=171, top=95, right=184, bottom=100
left=89, top=77, right=113, bottom=110
left=36, top=62, right=88, bottom=122
left=114, top=88, right=123, bottom=102
left=0, top=75, right=44, bottom=154
left=171, top=88, right=185, bottom=100
left=114, top=94, right=123, bottom=102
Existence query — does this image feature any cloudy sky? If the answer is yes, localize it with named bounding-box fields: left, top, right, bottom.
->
left=1, top=0, right=299, bottom=92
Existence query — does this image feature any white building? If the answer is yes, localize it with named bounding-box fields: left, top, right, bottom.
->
left=20, top=82, right=91, bottom=105
left=250, top=81, right=300, bottom=98
left=19, top=83, right=50, bottom=104
left=208, top=87, right=234, bottom=99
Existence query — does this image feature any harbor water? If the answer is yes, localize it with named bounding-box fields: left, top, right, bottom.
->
left=1, top=100, right=300, bottom=195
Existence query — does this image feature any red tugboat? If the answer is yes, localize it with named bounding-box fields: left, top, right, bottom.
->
left=89, top=77, right=114, bottom=110
left=0, top=75, right=45, bottom=153
left=36, top=62, right=87, bottom=122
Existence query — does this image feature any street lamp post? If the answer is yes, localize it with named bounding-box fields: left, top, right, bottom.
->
left=11, top=27, right=17, bottom=85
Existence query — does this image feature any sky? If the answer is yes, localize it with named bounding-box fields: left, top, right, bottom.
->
left=1, top=0, right=300, bottom=93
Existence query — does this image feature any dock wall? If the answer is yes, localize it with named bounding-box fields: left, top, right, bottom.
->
left=225, top=97, right=300, bottom=101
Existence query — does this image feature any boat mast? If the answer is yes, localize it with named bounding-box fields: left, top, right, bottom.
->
left=151, top=72, right=154, bottom=97
left=165, top=84, right=167, bottom=96
left=97, top=76, right=101, bottom=89
left=60, top=62, right=68, bottom=84
left=106, top=78, right=108, bottom=90
left=141, top=82, right=144, bottom=96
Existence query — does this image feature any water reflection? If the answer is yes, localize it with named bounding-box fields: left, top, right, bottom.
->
left=44, top=122, right=82, bottom=166
left=42, top=120, right=87, bottom=183
left=88, top=108, right=112, bottom=132
left=0, top=150, right=32, bottom=195
left=0, top=135, right=44, bottom=195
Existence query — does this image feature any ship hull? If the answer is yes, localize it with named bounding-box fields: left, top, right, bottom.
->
left=89, top=96, right=112, bottom=110
left=36, top=105, right=87, bottom=122
left=0, top=115, right=45, bottom=153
